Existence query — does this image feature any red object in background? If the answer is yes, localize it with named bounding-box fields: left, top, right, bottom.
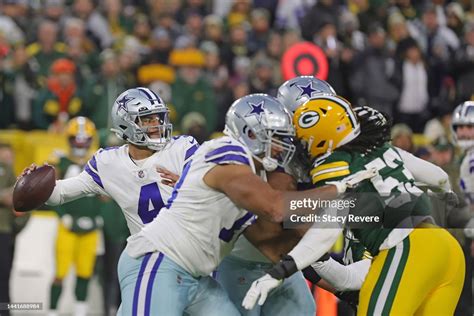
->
left=281, top=42, right=329, bottom=81
left=0, top=44, right=10, bottom=58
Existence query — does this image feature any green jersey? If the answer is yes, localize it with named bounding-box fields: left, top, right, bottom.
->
left=311, top=143, right=432, bottom=255
left=54, top=156, right=101, bottom=233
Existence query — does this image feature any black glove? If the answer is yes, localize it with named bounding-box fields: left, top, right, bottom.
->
left=335, top=290, right=359, bottom=312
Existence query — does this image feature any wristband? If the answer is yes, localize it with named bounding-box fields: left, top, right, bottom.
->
left=267, top=255, right=298, bottom=280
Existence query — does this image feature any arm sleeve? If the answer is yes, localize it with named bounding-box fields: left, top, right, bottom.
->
left=288, top=226, right=342, bottom=270
left=395, top=147, right=451, bottom=191
left=46, top=171, right=107, bottom=206
left=311, top=257, right=371, bottom=291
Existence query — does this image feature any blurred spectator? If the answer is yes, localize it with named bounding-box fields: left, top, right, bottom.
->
left=429, top=136, right=455, bottom=169
left=249, top=57, right=276, bottom=95
left=415, top=4, right=459, bottom=103
left=0, top=0, right=26, bottom=45
left=26, top=20, right=67, bottom=88
left=301, top=0, right=340, bottom=42
left=40, top=0, right=68, bottom=33
left=103, top=0, right=134, bottom=42
left=142, top=28, right=172, bottom=64
left=251, top=31, right=282, bottom=85
left=181, top=112, right=208, bottom=144
left=175, top=0, right=209, bottom=24
left=424, top=106, right=453, bottom=143
left=83, top=50, right=125, bottom=131
left=0, top=143, right=29, bottom=316
left=221, top=23, right=251, bottom=74
left=32, top=58, right=84, bottom=131
left=453, top=21, right=474, bottom=102
left=313, top=20, right=349, bottom=96
left=446, top=2, right=466, bottom=38
left=201, top=41, right=229, bottom=102
left=275, top=0, right=316, bottom=30
left=229, top=55, right=251, bottom=85
left=393, top=37, right=429, bottom=132
left=182, top=11, right=204, bottom=43
left=339, top=9, right=366, bottom=53
left=73, top=0, right=113, bottom=49
left=225, top=0, right=251, bottom=29
left=203, top=14, right=225, bottom=46
left=247, top=8, right=271, bottom=52
left=1, top=0, right=28, bottom=38
left=351, top=23, right=399, bottom=116
left=130, top=14, right=152, bottom=60
left=118, top=46, right=139, bottom=87
left=391, top=123, right=414, bottom=153
left=63, top=18, right=99, bottom=84
left=170, top=48, right=216, bottom=133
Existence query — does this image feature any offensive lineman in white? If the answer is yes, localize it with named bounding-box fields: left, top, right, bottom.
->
left=22, top=87, right=198, bottom=313
left=123, top=94, right=373, bottom=315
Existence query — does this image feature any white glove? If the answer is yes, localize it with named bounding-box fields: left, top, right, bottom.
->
left=327, top=167, right=378, bottom=195
left=242, top=274, right=282, bottom=310
left=465, top=218, right=474, bottom=239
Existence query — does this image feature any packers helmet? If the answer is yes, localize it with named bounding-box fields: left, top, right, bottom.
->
left=66, top=116, right=96, bottom=157
left=293, top=95, right=360, bottom=159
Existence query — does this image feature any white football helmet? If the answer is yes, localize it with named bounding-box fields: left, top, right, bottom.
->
left=224, top=94, right=296, bottom=171
left=111, top=87, right=172, bottom=150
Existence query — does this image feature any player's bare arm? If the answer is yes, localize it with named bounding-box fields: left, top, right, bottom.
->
left=203, top=164, right=340, bottom=223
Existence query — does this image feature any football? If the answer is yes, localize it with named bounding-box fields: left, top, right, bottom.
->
left=13, top=165, right=56, bottom=212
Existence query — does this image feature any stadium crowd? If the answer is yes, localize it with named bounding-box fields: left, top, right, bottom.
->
left=0, top=0, right=474, bottom=140
left=1, top=0, right=474, bottom=315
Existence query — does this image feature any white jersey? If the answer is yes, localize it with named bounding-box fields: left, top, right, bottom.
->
left=460, top=148, right=474, bottom=203
left=126, top=136, right=257, bottom=277
left=46, top=135, right=198, bottom=235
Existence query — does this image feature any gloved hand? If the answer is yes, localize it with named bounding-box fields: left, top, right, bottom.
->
left=465, top=218, right=474, bottom=239
left=327, top=167, right=378, bottom=195
left=242, top=274, right=282, bottom=310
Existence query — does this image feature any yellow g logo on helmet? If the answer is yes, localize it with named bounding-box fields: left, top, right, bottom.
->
left=293, top=95, right=360, bottom=159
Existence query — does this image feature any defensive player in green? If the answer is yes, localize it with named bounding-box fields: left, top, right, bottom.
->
left=49, top=117, right=102, bottom=316
left=243, top=95, right=465, bottom=315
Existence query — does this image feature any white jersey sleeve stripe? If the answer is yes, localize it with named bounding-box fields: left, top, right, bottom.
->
left=204, top=145, right=247, bottom=160
left=84, top=155, right=104, bottom=188
left=206, top=153, right=250, bottom=166
left=185, top=144, right=199, bottom=161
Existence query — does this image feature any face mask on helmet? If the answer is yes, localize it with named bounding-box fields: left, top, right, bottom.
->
left=66, top=116, right=96, bottom=158
left=111, top=87, right=173, bottom=151
left=224, top=94, right=296, bottom=171
left=452, top=101, right=474, bottom=149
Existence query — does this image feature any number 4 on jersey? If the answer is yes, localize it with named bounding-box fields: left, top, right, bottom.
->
left=138, top=182, right=164, bottom=224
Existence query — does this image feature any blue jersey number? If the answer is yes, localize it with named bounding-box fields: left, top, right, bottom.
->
left=219, top=212, right=255, bottom=242
left=138, top=183, right=164, bottom=224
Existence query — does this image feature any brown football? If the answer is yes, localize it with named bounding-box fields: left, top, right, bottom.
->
left=13, top=165, right=56, bottom=212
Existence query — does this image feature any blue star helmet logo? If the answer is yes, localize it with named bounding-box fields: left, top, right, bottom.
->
left=246, top=101, right=265, bottom=121
left=297, top=83, right=317, bottom=99
left=117, top=95, right=133, bottom=112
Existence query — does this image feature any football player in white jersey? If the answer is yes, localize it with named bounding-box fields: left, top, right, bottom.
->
left=122, top=93, right=370, bottom=315
left=215, top=76, right=337, bottom=316
left=22, top=87, right=198, bottom=312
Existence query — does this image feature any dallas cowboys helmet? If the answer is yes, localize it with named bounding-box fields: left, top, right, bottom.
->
left=277, top=76, right=336, bottom=113
left=452, top=101, right=474, bottom=149
left=224, top=94, right=296, bottom=171
left=111, top=87, right=172, bottom=150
